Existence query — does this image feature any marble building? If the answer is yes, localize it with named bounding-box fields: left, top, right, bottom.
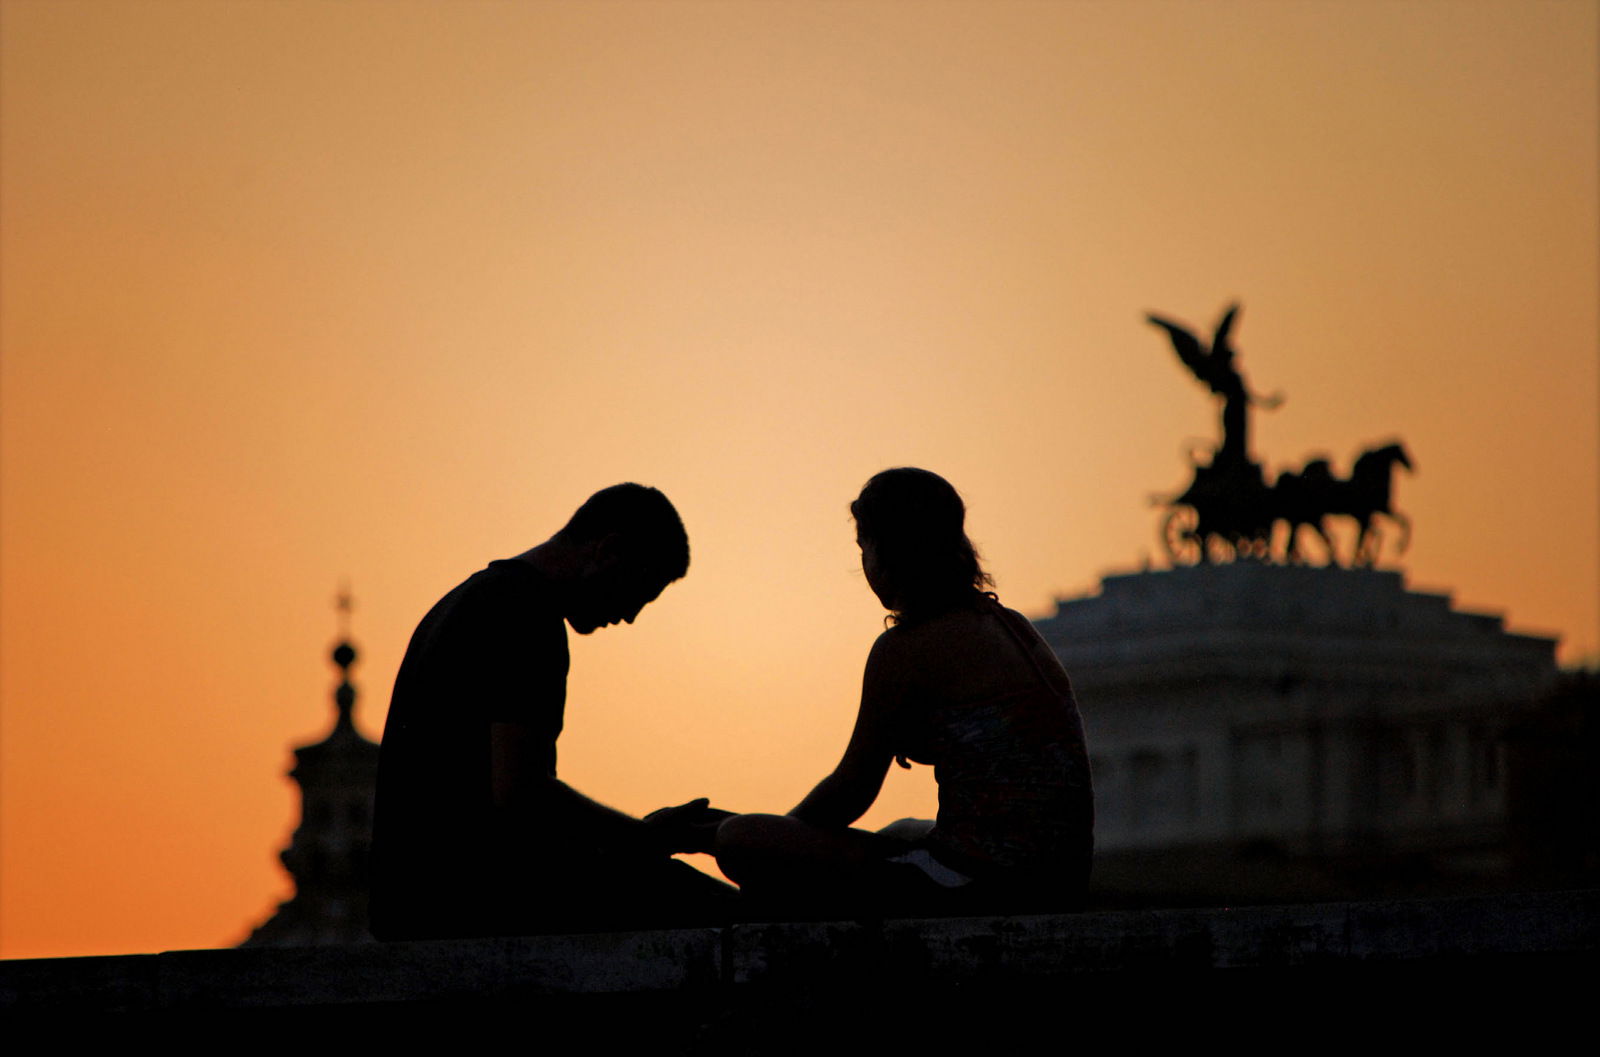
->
left=1034, top=564, right=1559, bottom=861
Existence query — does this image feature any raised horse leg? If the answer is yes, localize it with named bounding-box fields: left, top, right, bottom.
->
left=1354, top=515, right=1381, bottom=567
left=1389, top=510, right=1412, bottom=556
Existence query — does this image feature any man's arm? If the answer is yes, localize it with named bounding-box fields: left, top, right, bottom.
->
left=491, top=721, right=654, bottom=841
left=491, top=721, right=714, bottom=853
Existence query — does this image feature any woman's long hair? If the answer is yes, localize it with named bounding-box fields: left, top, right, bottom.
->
left=851, top=467, right=994, bottom=624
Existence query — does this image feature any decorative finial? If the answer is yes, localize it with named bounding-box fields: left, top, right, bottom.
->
left=336, top=580, right=353, bottom=638
left=332, top=583, right=358, bottom=726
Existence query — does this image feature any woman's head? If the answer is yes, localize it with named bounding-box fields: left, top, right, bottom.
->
left=850, top=467, right=993, bottom=621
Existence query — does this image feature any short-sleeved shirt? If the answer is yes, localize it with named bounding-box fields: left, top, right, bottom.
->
left=369, top=559, right=569, bottom=939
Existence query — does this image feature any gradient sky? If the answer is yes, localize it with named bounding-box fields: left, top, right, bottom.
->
left=2, top=0, right=1595, bottom=959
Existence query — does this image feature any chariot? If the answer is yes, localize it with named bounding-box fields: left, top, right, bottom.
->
left=1156, top=454, right=1273, bottom=564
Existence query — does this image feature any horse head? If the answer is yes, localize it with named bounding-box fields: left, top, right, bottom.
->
left=1347, top=440, right=1414, bottom=565
left=1354, top=440, right=1413, bottom=478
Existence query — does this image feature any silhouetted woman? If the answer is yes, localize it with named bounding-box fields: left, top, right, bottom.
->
left=716, top=468, right=1093, bottom=915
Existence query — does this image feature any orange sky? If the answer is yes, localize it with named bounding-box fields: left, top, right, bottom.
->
left=2, top=0, right=1596, bottom=959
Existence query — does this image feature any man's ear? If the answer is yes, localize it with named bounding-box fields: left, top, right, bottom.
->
left=586, top=532, right=626, bottom=573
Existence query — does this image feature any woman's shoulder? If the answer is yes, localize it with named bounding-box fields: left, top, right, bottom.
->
left=873, top=599, right=1006, bottom=662
left=864, top=617, right=945, bottom=677
left=866, top=621, right=914, bottom=665
left=865, top=603, right=1036, bottom=706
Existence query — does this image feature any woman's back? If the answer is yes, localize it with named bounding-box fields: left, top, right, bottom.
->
left=886, top=600, right=1094, bottom=887
left=885, top=601, right=1069, bottom=706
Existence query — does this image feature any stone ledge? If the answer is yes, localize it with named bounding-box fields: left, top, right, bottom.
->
left=727, top=888, right=1598, bottom=987
left=3, top=889, right=1595, bottom=1016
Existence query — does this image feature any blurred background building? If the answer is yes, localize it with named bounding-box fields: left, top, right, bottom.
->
left=240, top=596, right=377, bottom=947
left=1037, top=563, right=1587, bottom=906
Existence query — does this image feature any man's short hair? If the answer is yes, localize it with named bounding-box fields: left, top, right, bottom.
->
left=558, top=483, right=689, bottom=582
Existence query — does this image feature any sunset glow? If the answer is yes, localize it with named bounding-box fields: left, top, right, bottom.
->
left=2, top=0, right=1595, bottom=959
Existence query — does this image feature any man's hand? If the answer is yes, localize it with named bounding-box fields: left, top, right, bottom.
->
left=643, top=797, right=736, bottom=855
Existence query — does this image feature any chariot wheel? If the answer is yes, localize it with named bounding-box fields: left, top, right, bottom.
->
left=1236, top=532, right=1271, bottom=562
left=1162, top=507, right=1201, bottom=565
left=1205, top=532, right=1236, bottom=564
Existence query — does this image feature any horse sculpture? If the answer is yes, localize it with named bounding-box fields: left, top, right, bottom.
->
left=1272, top=457, right=1339, bottom=564
left=1271, top=442, right=1413, bottom=566
left=1342, top=442, right=1414, bottom=565
left=1148, top=302, right=1414, bottom=569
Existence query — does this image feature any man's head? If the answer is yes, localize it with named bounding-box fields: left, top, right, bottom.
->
left=553, top=483, right=689, bottom=634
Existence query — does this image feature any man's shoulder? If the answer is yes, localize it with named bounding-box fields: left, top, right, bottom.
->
left=405, top=558, right=563, bottom=656
left=445, top=557, right=555, bottom=611
left=475, top=555, right=545, bottom=588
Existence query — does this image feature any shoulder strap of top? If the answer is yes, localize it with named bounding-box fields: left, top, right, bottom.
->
left=987, top=598, right=1073, bottom=699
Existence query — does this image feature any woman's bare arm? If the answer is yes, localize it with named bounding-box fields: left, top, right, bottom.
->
left=788, top=631, right=907, bottom=827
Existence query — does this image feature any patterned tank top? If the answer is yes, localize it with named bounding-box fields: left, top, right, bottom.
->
left=896, top=600, right=1094, bottom=882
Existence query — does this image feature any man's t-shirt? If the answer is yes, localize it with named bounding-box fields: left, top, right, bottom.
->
left=369, top=559, right=568, bottom=940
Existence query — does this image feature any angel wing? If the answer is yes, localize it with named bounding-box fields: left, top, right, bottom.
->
left=1211, top=302, right=1241, bottom=366
left=1145, top=313, right=1210, bottom=381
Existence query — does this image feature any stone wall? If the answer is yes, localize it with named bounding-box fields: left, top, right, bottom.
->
left=5, top=890, right=1594, bottom=1035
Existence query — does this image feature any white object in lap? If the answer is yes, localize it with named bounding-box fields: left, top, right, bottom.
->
left=885, top=847, right=973, bottom=888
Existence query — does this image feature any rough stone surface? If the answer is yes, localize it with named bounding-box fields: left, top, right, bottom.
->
left=5, top=890, right=1593, bottom=1021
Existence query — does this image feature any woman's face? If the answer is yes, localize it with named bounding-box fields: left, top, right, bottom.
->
left=857, top=531, right=895, bottom=610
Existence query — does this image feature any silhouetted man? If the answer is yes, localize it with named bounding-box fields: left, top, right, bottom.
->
left=370, top=483, right=732, bottom=940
